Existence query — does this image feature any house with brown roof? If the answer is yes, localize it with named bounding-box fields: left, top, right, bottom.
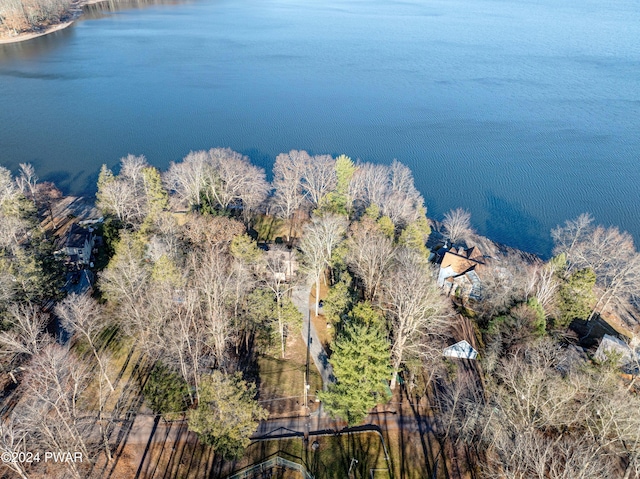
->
left=437, top=246, right=485, bottom=300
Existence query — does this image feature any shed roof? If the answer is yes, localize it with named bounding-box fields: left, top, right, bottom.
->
left=443, top=340, right=478, bottom=360
left=595, top=334, right=635, bottom=366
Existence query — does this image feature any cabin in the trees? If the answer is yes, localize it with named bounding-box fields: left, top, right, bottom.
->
left=436, top=245, right=485, bottom=300
left=64, top=223, right=94, bottom=266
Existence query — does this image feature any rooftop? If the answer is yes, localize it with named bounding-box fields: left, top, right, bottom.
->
left=66, top=223, right=92, bottom=249
left=440, top=247, right=485, bottom=276
left=443, top=340, right=478, bottom=360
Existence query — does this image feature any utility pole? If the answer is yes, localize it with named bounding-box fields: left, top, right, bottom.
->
left=304, top=371, right=308, bottom=409
left=305, top=303, right=311, bottom=407
left=304, top=301, right=312, bottom=443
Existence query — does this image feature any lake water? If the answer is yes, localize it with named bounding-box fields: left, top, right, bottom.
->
left=1, top=0, right=639, bottom=256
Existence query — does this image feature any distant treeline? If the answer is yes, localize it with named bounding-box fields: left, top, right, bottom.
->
left=0, top=0, right=73, bottom=35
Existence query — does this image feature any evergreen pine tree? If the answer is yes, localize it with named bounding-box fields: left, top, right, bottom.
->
left=319, top=302, right=391, bottom=425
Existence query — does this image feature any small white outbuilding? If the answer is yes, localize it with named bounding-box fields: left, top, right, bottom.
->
left=443, top=340, right=478, bottom=360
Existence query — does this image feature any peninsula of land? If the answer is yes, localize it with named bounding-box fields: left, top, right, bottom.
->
left=0, top=0, right=118, bottom=45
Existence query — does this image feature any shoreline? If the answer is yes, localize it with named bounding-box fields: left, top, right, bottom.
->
left=0, top=20, right=76, bottom=45
left=0, top=0, right=108, bottom=45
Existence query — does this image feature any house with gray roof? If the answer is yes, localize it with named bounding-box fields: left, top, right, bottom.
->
left=64, top=223, right=94, bottom=266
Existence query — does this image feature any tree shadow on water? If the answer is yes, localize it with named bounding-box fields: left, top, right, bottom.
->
left=240, top=148, right=275, bottom=179
left=484, top=192, right=552, bottom=257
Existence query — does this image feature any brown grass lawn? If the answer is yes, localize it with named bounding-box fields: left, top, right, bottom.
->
left=258, top=329, right=323, bottom=417
left=253, top=215, right=290, bottom=242
left=96, top=373, right=451, bottom=479
left=79, top=334, right=151, bottom=415
left=143, top=431, right=392, bottom=479
left=241, top=432, right=390, bottom=478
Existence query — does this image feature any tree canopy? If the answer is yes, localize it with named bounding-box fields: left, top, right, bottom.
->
left=187, top=371, right=267, bottom=458
left=319, top=302, right=391, bottom=425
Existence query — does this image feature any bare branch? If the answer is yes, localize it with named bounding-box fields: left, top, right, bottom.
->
left=0, top=303, right=50, bottom=361
left=442, top=208, right=473, bottom=244
left=382, top=248, right=452, bottom=389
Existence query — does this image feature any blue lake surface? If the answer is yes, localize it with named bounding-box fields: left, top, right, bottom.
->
left=1, top=0, right=639, bottom=256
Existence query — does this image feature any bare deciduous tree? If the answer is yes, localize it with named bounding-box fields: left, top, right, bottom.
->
left=435, top=369, right=483, bottom=443
left=495, top=343, right=583, bottom=431
left=204, top=148, right=269, bottom=215
left=96, top=155, right=167, bottom=224
left=345, top=217, right=396, bottom=301
left=0, top=415, right=30, bottom=479
left=164, top=148, right=268, bottom=219
left=96, top=164, right=134, bottom=223
left=55, top=293, right=114, bottom=392
left=299, top=214, right=347, bottom=315
left=302, top=154, right=337, bottom=209
left=532, top=261, right=560, bottom=315
left=0, top=167, right=28, bottom=253
left=0, top=269, right=16, bottom=307
left=0, top=166, right=20, bottom=208
left=99, top=232, right=150, bottom=311
left=382, top=248, right=451, bottom=389
left=262, top=251, right=299, bottom=358
left=551, top=213, right=594, bottom=258
left=389, top=160, right=415, bottom=196
left=227, top=258, right=256, bottom=353
left=181, top=214, right=245, bottom=248
left=0, top=0, right=72, bottom=35
left=17, top=345, right=92, bottom=479
left=347, top=160, right=425, bottom=226
left=382, top=160, right=423, bottom=226
left=190, top=245, right=242, bottom=369
left=442, top=208, right=473, bottom=244
left=99, top=232, right=157, bottom=354
left=0, top=213, right=28, bottom=254
left=272, top=150, right=309, bottom=241
left=150, top=211, right=182, bottom=256
left=16, top=163, right=37, bottom=201
left=163, top=288, right=206, bottom=403
left=553, top=214, right=640, bottom=320
left=475, top=252, right=531, bottom=320
left=465, top=340, right=640, bottom=479
left=350, top=162, right=388, bottom=212
left=164, top=150, right=208, bottom=210
left=486, top=426, right=616, bottom=479
left=0, top=303, right=50, bottom=368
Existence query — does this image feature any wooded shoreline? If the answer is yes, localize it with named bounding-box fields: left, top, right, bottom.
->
left=0, top=19, right=74, bottom=45
left=0, top=0, right=112, bottom=45
left=1, top=150, right=640, bottom=478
